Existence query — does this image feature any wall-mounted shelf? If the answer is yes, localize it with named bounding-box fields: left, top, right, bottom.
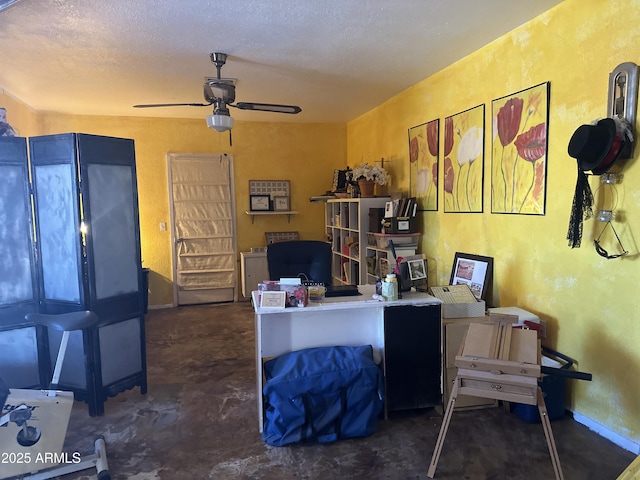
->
left=245, top=210, right=299, bottom=223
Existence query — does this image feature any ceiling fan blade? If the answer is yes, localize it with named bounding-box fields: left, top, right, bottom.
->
left=133, top=102, right=212, bottom=108
left=232, top=102, right=302, bottom=114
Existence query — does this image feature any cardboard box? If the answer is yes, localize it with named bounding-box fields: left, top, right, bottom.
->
left=442, top=300, right=486, bottom=318
left=429, top=284, right=486, bottom=318
left=488, top=306, right=539, bottom=325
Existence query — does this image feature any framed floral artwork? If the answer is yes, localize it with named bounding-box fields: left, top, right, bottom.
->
left=491, top=82, right=550, bottom=215
left=408, top=119, right=438, bottom=211
left=443, top=105, right=485, bottom=213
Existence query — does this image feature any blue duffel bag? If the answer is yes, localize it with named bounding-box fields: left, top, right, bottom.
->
left=262, top=345, right=384, bottom=446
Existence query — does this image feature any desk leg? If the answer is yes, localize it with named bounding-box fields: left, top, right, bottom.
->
left=255, top=313, right=264, bottom=433
left=427, top=380, right=458, bottom=478
left=256, top=356, right=263, bottom=433
left=537, top=386, right=564, bottom=480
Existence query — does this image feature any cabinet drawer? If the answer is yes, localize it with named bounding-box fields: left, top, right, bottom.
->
left=444, top=366, right=497, bottom=409
left=460, top=377, right=536, bottom=397
left=457, top=368, right=538, bottom=405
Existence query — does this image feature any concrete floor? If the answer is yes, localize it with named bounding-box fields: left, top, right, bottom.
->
left=54, top=301, right=635, bottom=480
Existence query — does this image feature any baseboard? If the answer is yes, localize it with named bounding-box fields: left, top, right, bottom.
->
left=572, top=410, right=640, bottom=454
left=148, top=304, right=173, bottom=310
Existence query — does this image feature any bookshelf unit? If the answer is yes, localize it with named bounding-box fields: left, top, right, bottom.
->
left=365, top=243, right=418, bottom=284
left=325, top=197, right=389, bottom=285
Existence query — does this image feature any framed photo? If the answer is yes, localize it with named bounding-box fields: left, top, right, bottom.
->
left=408, top=258, right=427, bottom=281
left=273, top=196, right=290, bottom=211
left=250, top=194, right=271, bottom=211
left=332, top=169, right=348, bottom=192
left=260, top=291, right=286, bottom=308
left=449, top=252, right=493, bottom=301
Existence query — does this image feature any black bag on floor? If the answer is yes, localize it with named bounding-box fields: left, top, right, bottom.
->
left=262, top=345, right=384, bottom=446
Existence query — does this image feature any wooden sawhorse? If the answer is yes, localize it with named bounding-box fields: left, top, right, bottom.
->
left=427, top=319, right=564, bottom=480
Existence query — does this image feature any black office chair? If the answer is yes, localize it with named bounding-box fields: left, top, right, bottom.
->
left=266, top=240, right=332, bottom=286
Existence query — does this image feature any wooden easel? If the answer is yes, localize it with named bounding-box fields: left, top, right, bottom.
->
left=427, top=316, right=564, bottom=480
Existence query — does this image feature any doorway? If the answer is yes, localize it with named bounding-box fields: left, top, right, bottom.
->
left=167, top=153, right=237, bottom=305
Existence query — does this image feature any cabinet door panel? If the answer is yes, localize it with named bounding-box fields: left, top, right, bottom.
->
left=384, top=304, right=441, bottom=411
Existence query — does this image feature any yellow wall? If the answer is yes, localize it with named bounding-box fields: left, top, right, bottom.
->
left=0, top=101, right=345, bottom=306
left=0, top=89, right=40, bottom=137
left=347, top=0, right=640, bottom=448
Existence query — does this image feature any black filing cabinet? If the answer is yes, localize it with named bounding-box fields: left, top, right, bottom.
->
left=384, top=304, right=441, bottom=411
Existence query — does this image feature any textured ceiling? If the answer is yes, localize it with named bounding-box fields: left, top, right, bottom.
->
left=0, top=0, right=563, bottom=124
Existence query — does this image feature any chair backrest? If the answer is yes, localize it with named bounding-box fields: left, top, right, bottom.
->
left=267, top=240, right=332, bottom=285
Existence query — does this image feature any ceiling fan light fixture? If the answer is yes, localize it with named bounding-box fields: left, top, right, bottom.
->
left=206, top=113, right=234, bottom=132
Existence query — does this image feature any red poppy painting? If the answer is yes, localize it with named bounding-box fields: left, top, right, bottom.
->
left=491, top=82, right=550, bottom=215
left=408, top=119, right=438, bottom=211
left=443, top=104, right=485, bottom=213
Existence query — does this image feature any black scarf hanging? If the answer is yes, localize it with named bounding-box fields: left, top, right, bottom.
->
left=567, top=166, right=594, bottom=248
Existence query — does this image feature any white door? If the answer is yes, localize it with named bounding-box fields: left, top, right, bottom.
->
left=168, top=154, right=237, bottom=305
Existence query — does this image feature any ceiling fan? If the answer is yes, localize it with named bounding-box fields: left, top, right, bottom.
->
left=133, top=53, right=302, bottom=132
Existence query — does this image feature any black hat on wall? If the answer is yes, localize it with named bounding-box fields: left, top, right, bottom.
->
left=568, top=118, right=625, bottom=175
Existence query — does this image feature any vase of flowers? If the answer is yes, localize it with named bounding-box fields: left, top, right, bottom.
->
left=350, top=162, right=389, bottom=198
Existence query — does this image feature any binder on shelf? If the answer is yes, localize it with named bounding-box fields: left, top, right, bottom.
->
left=387, top=197, right=417, bottom=218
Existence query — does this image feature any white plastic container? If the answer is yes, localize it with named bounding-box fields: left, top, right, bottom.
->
left=382, top=273, right=398, bottom=301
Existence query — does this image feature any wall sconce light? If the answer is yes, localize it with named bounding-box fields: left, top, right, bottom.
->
left=608, top=62, right=639, bottom=160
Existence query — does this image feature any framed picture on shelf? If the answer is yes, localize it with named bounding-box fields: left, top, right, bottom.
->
left=449, top=252, right=493, bottom=301
left=408, top=258, right=427, bottom=281
left=273, top=196, right=290, bottom=211
left=250, top=194, right=271, bottom=211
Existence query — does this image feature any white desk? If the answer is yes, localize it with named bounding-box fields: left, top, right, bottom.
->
left=252, top=285, right=442, bottom=430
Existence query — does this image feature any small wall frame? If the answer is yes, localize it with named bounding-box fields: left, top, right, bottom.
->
left=273, top=196, right=290, bottom=211
left=250, top=194, right=270, bottom=211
